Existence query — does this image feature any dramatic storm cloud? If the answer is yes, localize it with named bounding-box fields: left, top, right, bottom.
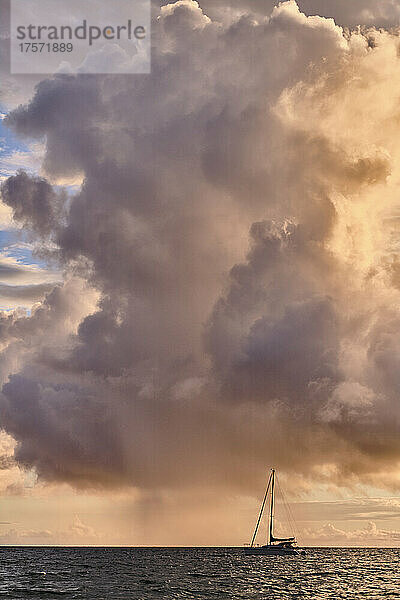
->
left=1, top=0, right=400, bottom=514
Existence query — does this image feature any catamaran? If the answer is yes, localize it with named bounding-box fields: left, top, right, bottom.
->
left=244, top=468, right=305, bottom=556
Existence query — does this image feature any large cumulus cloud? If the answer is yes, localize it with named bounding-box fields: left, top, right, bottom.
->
left=1, top=0, right=400, bottom=496
left=161, top=1, right=400, bottom=28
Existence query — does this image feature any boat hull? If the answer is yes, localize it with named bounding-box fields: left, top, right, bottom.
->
left=244, top=546, right=300, bottom=556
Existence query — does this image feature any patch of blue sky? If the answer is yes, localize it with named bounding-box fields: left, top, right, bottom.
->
left=0, top=228, right=57, bottom=272
left=3, top=241, right=50, bottom=271
left=0, top=111, right=32, bottom=160
left=0, top=232, right=57, bottom=276
left=0, top=111, right=45, bottom=183
left=0, top=230, right=17, bottom=249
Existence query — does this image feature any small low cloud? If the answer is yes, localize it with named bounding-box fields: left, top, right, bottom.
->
left=0, top=282, right=57, bottom=307
left=0, top=516, right=101, bottom=545
left=303, top=521, right=400, bottom=546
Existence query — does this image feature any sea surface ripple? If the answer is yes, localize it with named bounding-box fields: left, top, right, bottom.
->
left=0, top=547, right=398, bottom=599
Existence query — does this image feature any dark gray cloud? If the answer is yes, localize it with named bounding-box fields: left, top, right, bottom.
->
left=1, top=171, right=64, bottom=237
left=1, top=374, right=127, bottom=487
left=223, top=294, right=339, bottom=403
left=0, top=1, right=400, bottom=497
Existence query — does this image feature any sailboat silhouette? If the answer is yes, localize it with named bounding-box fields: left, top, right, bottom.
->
left=244, top=468, right=305, bottom=556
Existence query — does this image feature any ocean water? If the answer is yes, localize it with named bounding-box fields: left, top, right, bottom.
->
left=0, top=547, right=398, bottom=599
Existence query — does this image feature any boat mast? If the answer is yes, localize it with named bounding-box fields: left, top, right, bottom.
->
left=250, top=470, right=272, bottom=548
left=269, top=468, right=275, bottom=545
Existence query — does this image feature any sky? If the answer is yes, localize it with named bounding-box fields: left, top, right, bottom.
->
left=0, top=0, right=400, bottom=546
